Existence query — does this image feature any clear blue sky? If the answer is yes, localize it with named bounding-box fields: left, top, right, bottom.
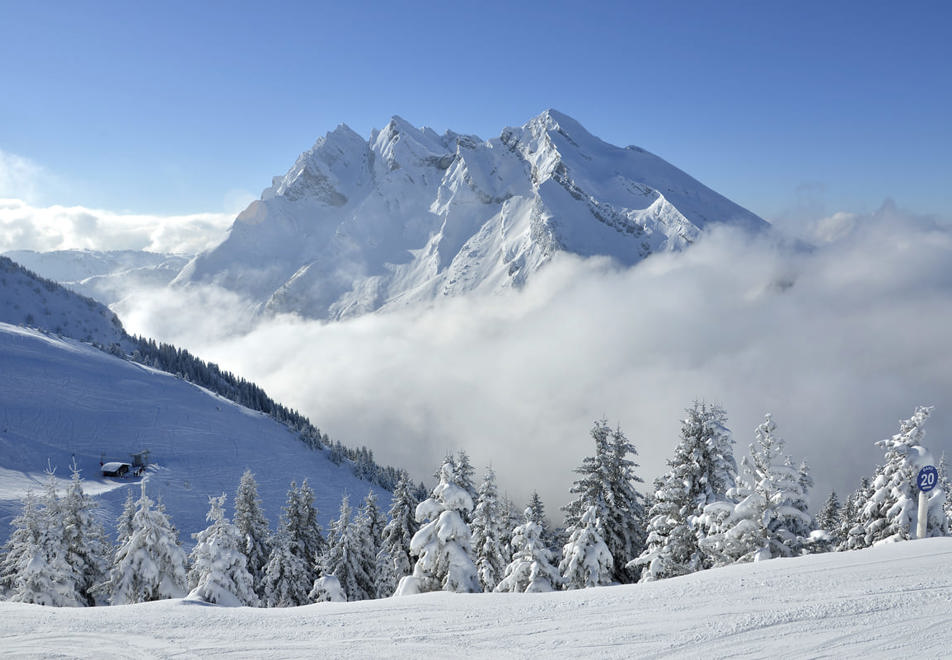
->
left=1, top=0, right=949, bottom=222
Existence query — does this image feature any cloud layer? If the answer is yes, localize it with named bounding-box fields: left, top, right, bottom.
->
left=0, top=198, right=232, bottom=254
left=113, top=203, right=952, bottom=517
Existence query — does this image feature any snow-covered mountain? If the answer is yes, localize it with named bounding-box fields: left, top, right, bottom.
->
left=3, top=249, right=189, bottom=306
left=174, top=110, right=768, bottom=320
left=0, top=321, right=392, bottom=545
left=0, top=255, right=127, bottom=346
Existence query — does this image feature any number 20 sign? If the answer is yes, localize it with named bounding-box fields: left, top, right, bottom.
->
left=917, top=466, right=938, bottom=492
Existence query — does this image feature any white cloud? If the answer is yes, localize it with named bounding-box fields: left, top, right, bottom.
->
left=0, top=198, right=233, bottom=254
left=114, top=203, right=952, bottom=516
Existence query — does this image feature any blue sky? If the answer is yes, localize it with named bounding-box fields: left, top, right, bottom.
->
left=1, top=0, right=949, bottom=223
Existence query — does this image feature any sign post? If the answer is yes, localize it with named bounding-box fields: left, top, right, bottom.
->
left=916, top=465, right=938, bottom=539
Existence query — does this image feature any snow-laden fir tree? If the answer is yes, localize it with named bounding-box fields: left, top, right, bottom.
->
left=814, top=491, right=842, bottom=552
left=234, top=469, right=272, bottom=599
left=497, top=494, right=520, bottom=565
left=400, top=460, right=479, bottom=594
left=261, top=530, right=310, bottom=607
left=562, top=420, right=646, bottom=584
left=470, top=468, right=507, bottom=592
left=355, top=490, right=386, bottom=599
left=115, top=489, right=136, bottom=549
left=61, top=464, right=111, bottom=605
left=308, top=574, right=346, bottom=602
left=560, top=505, right=613, bottom=590
left=631, top=402, right=736, bottom=581
left=0, top=492, right=42, bottom=598
left=939, top=455, right=952, bottom=523
left=281, top=480, right=324, bottom=587
left=320, top=495, right=374, bottom=602
left=376, top=473, right=419, bottom=597
left=495, top=508, right=560, bottom=593
left=699, top=414, right=812, bottom=565
left=453, top=451, right=478, bottom=524
left=187, top=494, right=258, bottom=606
left=101, top=479, right=188, bottom=605
left=853, top=406, right=948, bottom=546
left=840, top=478, right=870, bottom=551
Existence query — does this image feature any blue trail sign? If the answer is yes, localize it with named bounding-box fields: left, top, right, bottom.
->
left=917, top=465, right=938, bottom=492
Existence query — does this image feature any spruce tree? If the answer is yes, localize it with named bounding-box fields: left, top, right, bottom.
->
left=815, top=491, right=842, bottom=551
left=0, top=492, right=42, bottom=598
left=376, top=474, right=419, bottom=597
left=102, top=479, right=188, bottom=605
left=495, top=508, right=560, bottom=593
left=61, top=464, right=111, bottom=605
left=632, top=402, right=736, bottom=581
left=355, top=490, right=386, bottom=599
left=854, top=406, right=948, bottom=545
left=404, top=460, right=480, bottom=594
left=261, top=530, right=310, bottom=607
left=560, top=506, right=613, bottom=590
left=453, top=451, right=478, bottom=525
left=234, top=469, right=273, bottom=599
left=187, top=494, right=258, bottom=606
left=471, top=468, right=506, bottom=592
left=281, top=480, right=324, bottom=587
left=320, top=495, right=373, bottom=601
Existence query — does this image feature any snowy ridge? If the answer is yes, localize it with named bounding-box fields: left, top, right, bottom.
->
left=1, top=537, right=950, bottom=657
left=0, top=255, right=127, bottom=347
left=175, top=110, right=769, bottom=320
left=0, top=322, right=391, bottom=544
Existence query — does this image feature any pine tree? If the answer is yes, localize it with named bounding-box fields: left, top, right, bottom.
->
left=495, top=508, right=560, bottom=593
left=403, top=460, right=479, bottom=594
left=101, top=479, right=188, bottom=605
left=815, top=491, right=842, bottom=551
left=631, top=402, right=736, bottom=581
left=234, top=469, right=272, bottom=599
left=320, top=495, right=373, bottom=601
left=376, top=474, right=419, bottom=598
left=471, top=468, right=507, bottom=592
left=261, top=530, right=310, bottom=607
left=854, top=406, right=948, bottom=545
left=453, top=451, right=478, bottom=525
left=562, top=420, right=645, bottom=583
left=281, top=480, right=324, bottom=587
left=187, top=494, right=258, bottom=606
left=355, top=490, right=386, bottom=599
left=61, top=464, right=111, bottom=605
left=840, top=477, right=870, bottom=550
left=0, top=492, right=42, bottom=597
left=560, top=506, right=613, bottom=590
left=115, top=489, right=136, bottom=549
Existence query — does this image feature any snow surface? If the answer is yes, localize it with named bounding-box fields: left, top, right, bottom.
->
left=1, top=537, right=950, bottom=657
left=0, top=322, right=391, bottom=545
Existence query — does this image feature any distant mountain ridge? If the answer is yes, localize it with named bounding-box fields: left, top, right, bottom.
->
left=174, top=110, right=769, bottom=320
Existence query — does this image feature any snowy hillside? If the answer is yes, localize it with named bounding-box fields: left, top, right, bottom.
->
left=0, top=322, right=391, bottom=545
left=0, top=256, right=127, bottom=347
left=174, top=110, right=769, bottom=320
left=2, top=537, right=949, bottom=657
left=4, top=249, right=189, bottom=305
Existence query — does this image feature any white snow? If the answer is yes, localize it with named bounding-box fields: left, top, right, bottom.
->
left=0, top=538, right=949, bottom=657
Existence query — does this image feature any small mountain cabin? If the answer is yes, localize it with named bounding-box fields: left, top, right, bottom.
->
left=102, top=462, right=131, bottom=478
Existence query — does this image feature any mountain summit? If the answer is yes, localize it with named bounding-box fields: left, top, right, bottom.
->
left=174, top=110, right=768, bottom=319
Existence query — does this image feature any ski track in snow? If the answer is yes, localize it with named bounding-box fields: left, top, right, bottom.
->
left=2, top=539, right=951, bottom=658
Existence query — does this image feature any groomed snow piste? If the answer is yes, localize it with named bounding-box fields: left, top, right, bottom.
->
left=1, top=537, right=949, bottom=658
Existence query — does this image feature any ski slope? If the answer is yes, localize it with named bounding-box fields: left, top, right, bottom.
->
left=1, top=537, right=949, bottom=658
left=0, top=322, right=391, bottom=544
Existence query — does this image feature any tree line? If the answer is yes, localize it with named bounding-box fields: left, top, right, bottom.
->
left=1, top=402, right=948, bottom=606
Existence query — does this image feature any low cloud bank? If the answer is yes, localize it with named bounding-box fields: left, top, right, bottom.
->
left=117, top=204, right=952, bottom=516
left=0, top=198, right=232, bottom=255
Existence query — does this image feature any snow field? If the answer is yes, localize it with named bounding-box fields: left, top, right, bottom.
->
left=1, top=537, right=950, bottom=658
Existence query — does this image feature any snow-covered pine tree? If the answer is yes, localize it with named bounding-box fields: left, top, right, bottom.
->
left=261, top=530, right=310, bottom=607
left=453, top=451, right=478, bottom=525
left=319, top=495, right=373, bottom=602
left=495, top=508, right=560, bottom=593
left=403, top=460, right=479, bottom=594
left=101, top=479, right=189, bottom=605
left=187, top=494, right=258, bottom=606
left=939, top=455, right=952, bottom=523
left=560, top=505, right=613, bottom=590
left=0, top=492, right=42, bottom=598
left=61, top=464, right=110, bottom=605
left=815, top=491, right=842, bottom=552
left=854, top=406, right=948, bottom=545
left=281, top=480, right=324, bottom=587
left=497, top=494, right=520, bottom=564
left=308, top=575, right=346, bottom=602
left=355, top=490, right=386, bottom=599
left=234, top=469, right=272, bottom=599
left=115, top=489, right=136, bottom=549
left=562, top=420, right=645, bottom=583
left=840, top=477, right=870, bottom=551
left=631, top=402, right=736, bottom=581
left=471, top=468, right=506, bottom=592
left=376, top=473, right=419, bottom=598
